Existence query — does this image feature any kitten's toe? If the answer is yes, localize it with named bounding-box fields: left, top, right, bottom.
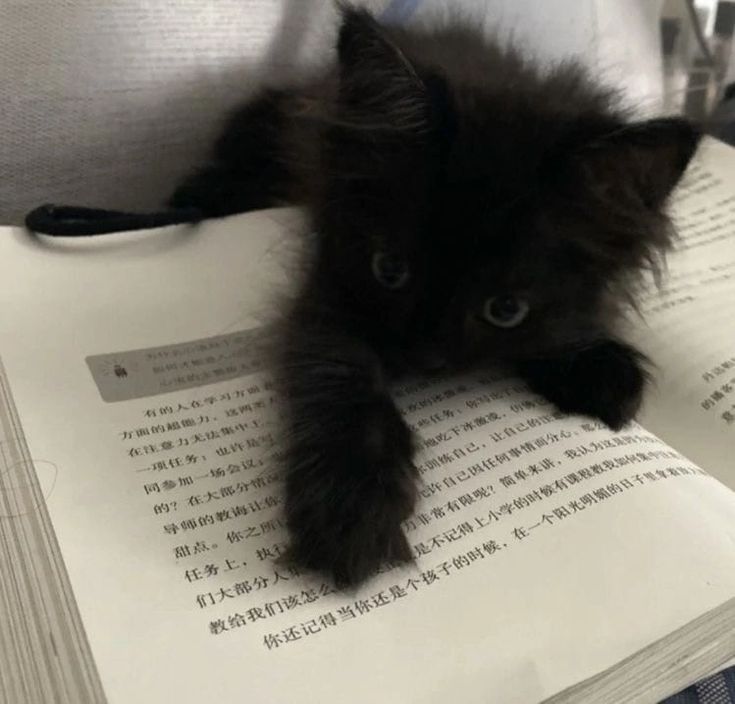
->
left=591, top=347, right=647, bottom=430
left=284, top=512, right=413, bottom=589
left=519, top=340, right=649, bottom=431
left=283, top=457, right=417, bottom=589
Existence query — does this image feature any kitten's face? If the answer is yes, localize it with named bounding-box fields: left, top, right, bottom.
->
left=312, top=9, right=699, bottom=369
left=318, top=162, right=616, bottom=367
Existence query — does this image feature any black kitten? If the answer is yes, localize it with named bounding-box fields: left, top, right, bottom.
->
left=171, top=6, right=700, bottom=587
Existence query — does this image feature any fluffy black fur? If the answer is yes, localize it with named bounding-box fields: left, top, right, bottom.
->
left=171, top=6, right=700, bottom=587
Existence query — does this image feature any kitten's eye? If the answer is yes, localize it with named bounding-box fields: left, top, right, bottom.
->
left=483, top=295, right=530, bottom=328
left=371, top=252, right=410, bottom=290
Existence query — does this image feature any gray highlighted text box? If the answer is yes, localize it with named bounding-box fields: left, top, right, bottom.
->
left=86, top=328, right=269, bottom=402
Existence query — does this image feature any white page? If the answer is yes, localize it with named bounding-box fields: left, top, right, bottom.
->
left=631, top=138, right=735, bottom=488
left=1, top=210, right=734, bottom=704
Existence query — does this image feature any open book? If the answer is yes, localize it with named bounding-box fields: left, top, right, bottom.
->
left=1, top=138, right=734, bottom=704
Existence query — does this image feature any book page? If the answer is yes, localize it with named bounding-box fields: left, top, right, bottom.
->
left=630, top=138, right=735, bottom=488
left=1, top=212, right=734, bottom=704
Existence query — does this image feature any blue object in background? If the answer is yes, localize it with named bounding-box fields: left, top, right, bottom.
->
left=379, top=0, right=424, bottom=24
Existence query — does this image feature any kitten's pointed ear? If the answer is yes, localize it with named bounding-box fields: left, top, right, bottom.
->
left=335, top=5, right=427, bottom=131
left=576, top=117, right=701, bottom=207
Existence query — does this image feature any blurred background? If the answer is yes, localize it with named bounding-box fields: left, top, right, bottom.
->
left=1, top=0, right=734, bottom=225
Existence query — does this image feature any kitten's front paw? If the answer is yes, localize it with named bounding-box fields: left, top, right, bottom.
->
left=284, top=476, right=415, bottom=589
left=283, top=404, right=417, bottom=588
left=519, top=340, right=649, bottom=431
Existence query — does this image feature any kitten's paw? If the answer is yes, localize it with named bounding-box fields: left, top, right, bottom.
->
left=283, top=404, right=418, bottom=588
left=519, top=340, right=649, bottom=431
left=168, top=167, right=248, bottom=218
left=283, top=481, right=415, bottom=589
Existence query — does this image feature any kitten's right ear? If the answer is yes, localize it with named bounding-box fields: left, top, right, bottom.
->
left=575, top=117, right=701, bottom=208
left=335, top=4, right=428, bottom=131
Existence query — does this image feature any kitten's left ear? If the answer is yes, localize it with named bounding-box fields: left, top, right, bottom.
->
left=576, top=117, right=701, bottom=208
left=335, top=5, right=428, bottom=131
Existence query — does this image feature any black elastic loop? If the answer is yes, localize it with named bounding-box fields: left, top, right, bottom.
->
left=25, top=204, right=203, bottom=236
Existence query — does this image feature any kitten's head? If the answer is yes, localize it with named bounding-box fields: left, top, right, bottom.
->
left=311, top=7, right=700, bottom=367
